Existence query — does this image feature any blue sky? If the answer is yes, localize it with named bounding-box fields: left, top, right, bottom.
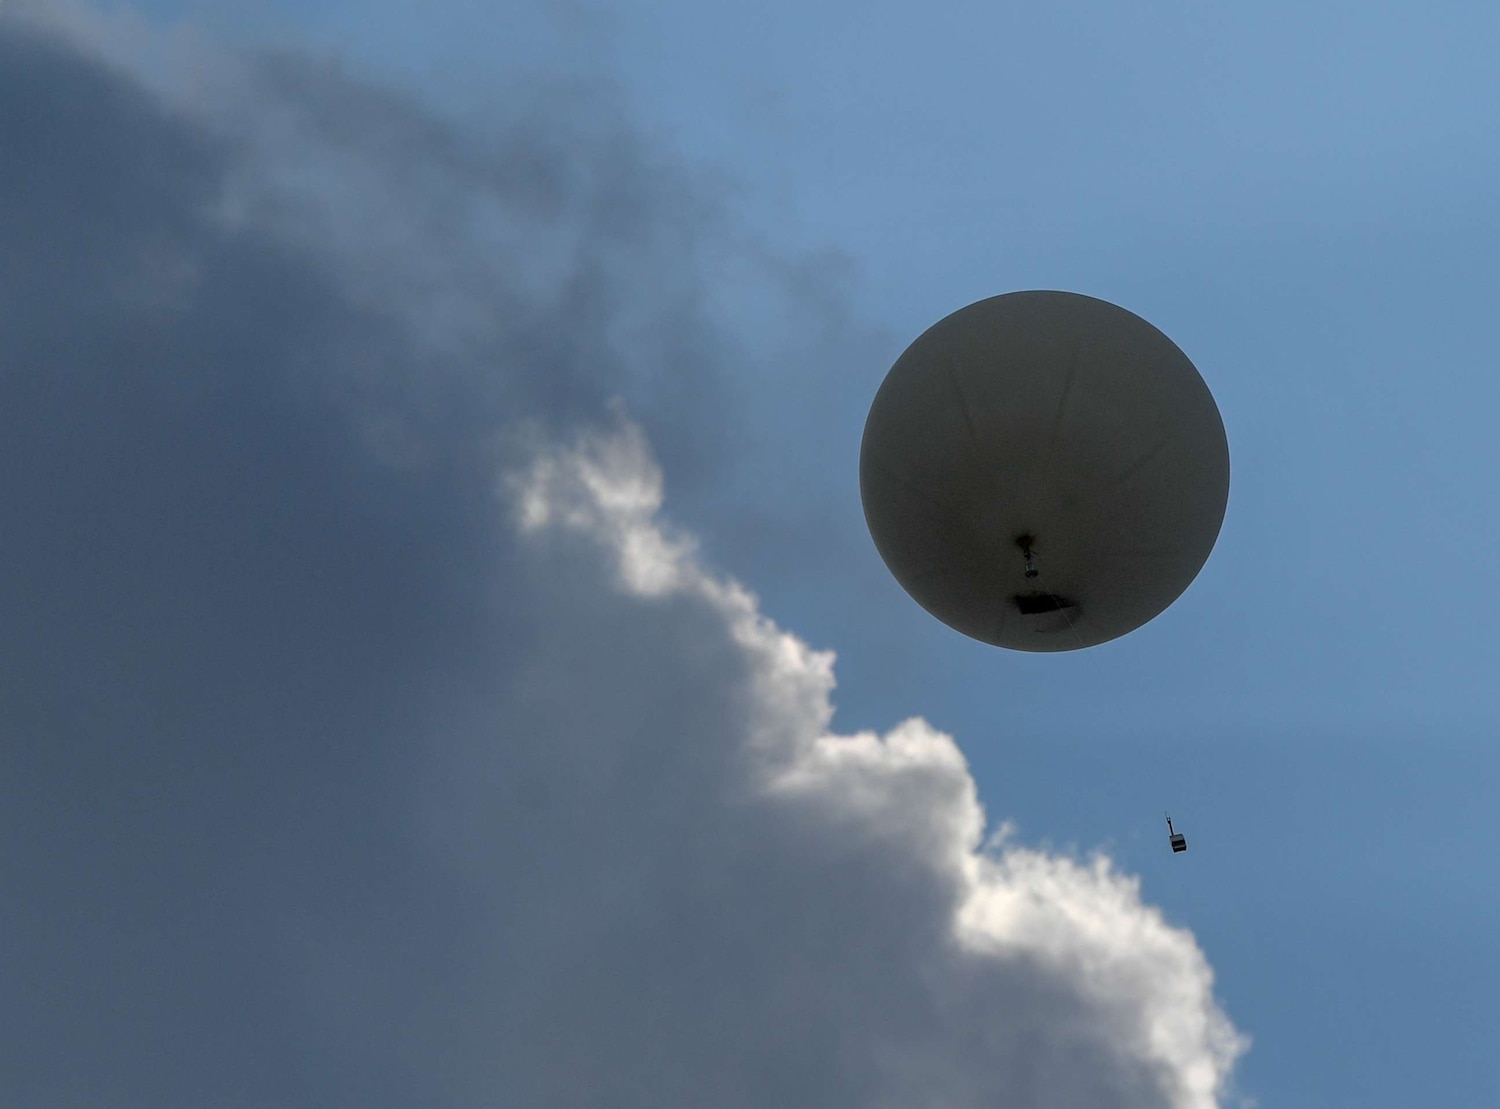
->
left=22, top=1, right=1500, bottom=1105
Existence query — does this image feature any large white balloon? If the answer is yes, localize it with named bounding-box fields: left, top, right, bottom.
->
left=860, top=291, right=1229, bottom=651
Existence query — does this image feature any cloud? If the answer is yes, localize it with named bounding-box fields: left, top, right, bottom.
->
left=496, top=414, right=1246, bottom=1108
left=0, top=6, right=1244, bottom=1107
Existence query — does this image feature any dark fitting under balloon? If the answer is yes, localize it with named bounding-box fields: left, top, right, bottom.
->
left=860, top=290, right=1230, bottom=652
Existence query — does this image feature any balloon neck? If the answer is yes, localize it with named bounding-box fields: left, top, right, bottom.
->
left=1016, top=534, right=1039, bottom=579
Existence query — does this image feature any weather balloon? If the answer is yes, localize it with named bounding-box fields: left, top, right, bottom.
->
left=860, top=290, right=1229, bottom=651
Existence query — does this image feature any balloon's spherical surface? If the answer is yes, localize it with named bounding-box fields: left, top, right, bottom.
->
left=860, top=291, right=1229, bottom=651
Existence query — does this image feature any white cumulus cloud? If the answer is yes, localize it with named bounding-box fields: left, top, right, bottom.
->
left=499, top=414, right=1248, bottom=1107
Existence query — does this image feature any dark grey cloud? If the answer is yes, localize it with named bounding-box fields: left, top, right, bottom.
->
left=1, top=21, right=513, bottom=1106
left=0, top=9, right=1242, bottom=1107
